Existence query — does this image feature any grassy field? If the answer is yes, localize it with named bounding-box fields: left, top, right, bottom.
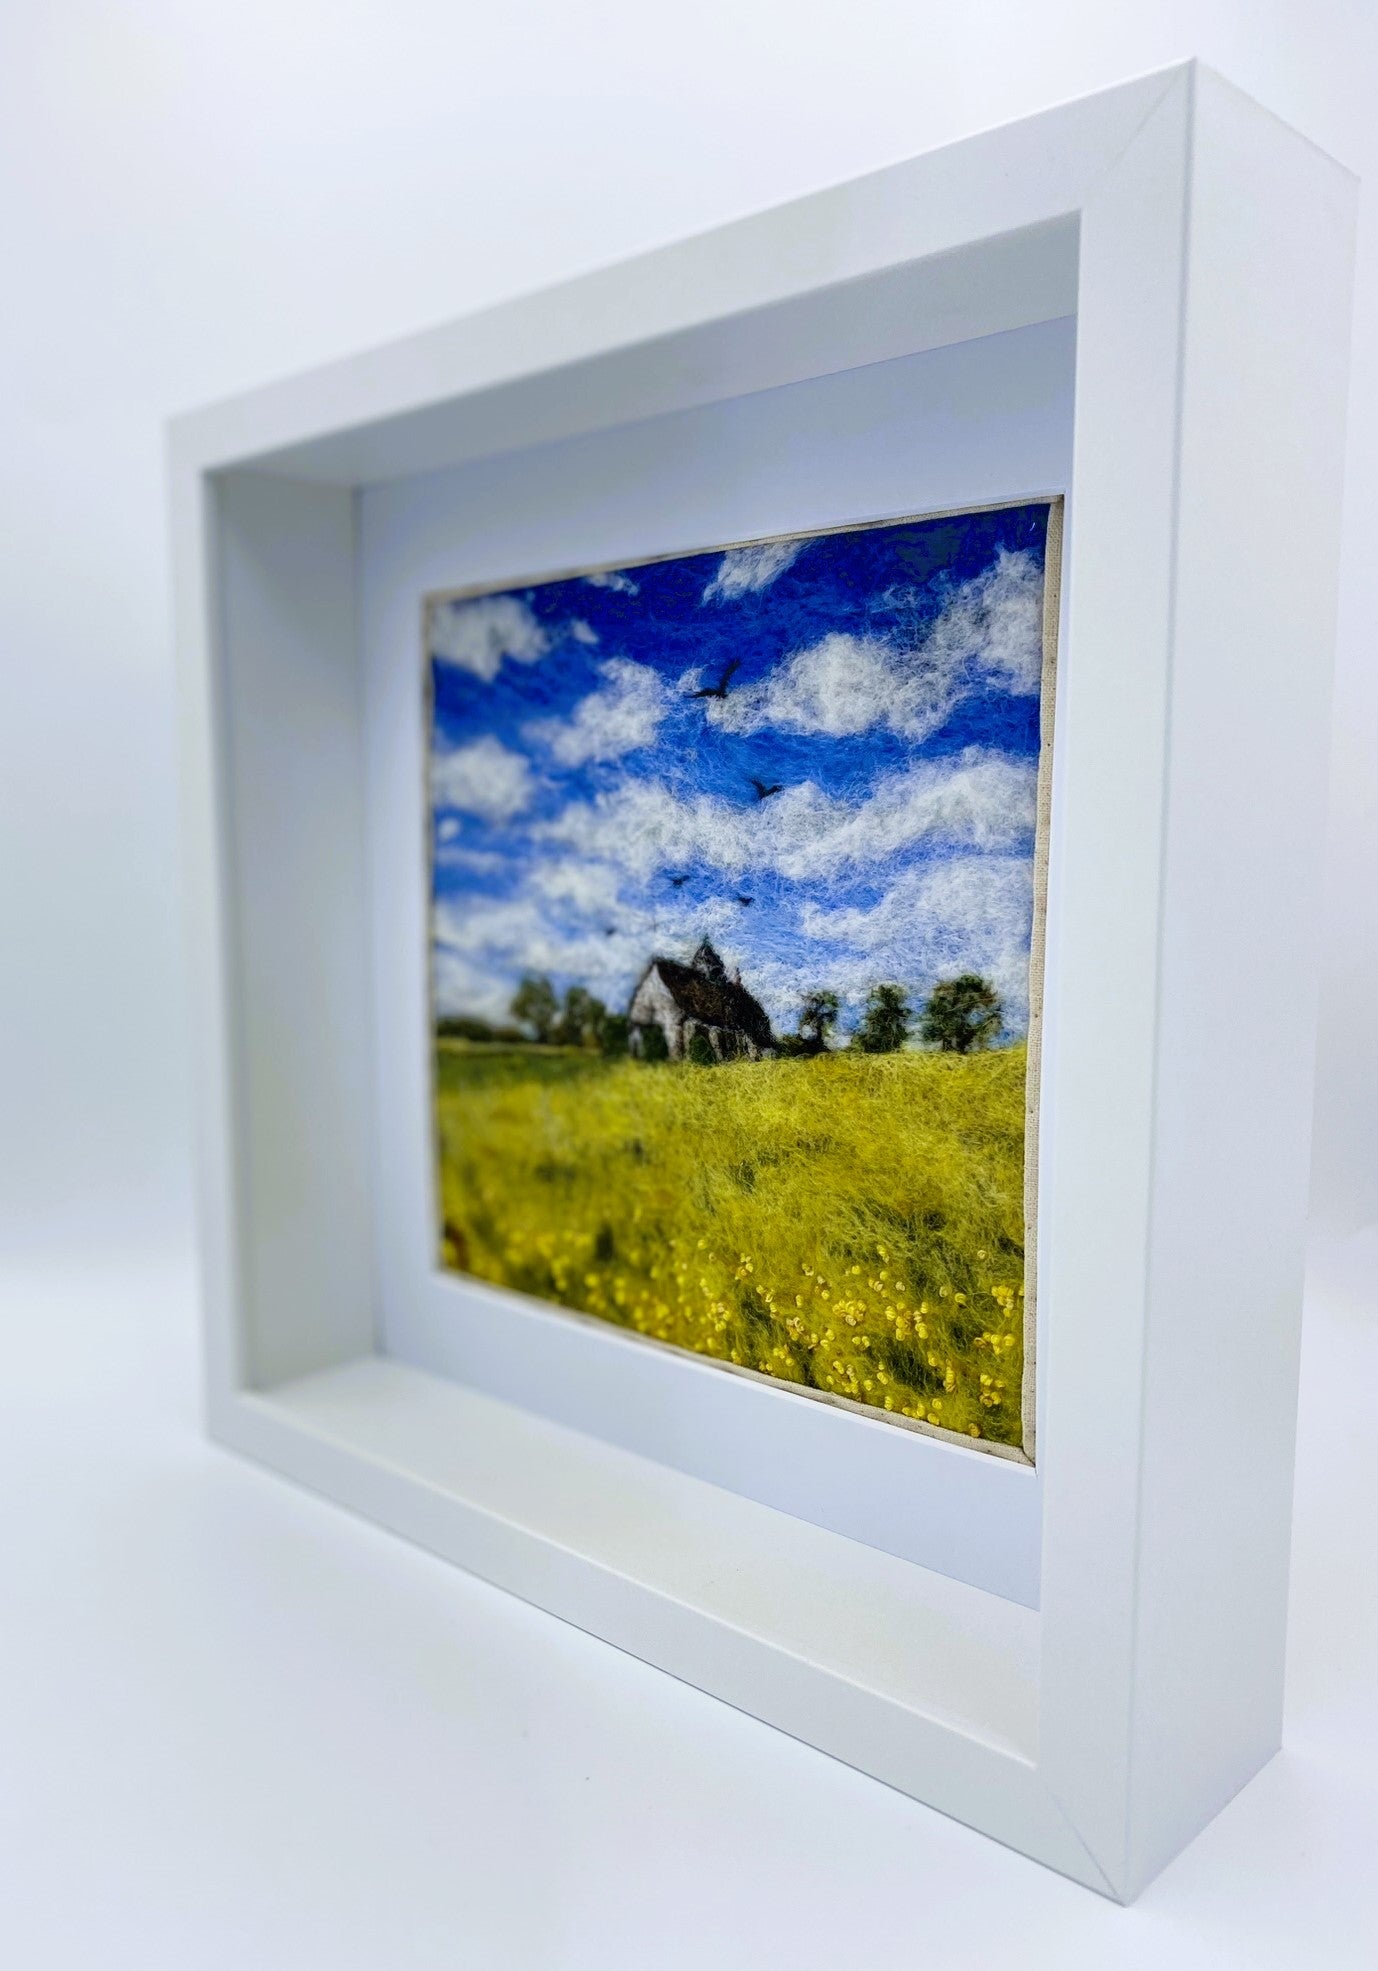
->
left=434, top=1042, right=1029, bottom=1448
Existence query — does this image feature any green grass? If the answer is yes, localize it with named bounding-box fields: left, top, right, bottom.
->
left=434, top=1041, right=1028, bottom=1447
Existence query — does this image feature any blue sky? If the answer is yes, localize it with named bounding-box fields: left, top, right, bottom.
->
left=428, top=502, right=1053, bottom=1042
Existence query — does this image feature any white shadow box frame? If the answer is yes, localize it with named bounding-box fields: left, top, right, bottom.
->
left=169, top=63, right=1355, bottom=1900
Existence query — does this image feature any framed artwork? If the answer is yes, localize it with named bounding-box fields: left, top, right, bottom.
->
left=171, top=65, right=1354, bottom=1899
left=426, top=500, right=1061, bottom=1458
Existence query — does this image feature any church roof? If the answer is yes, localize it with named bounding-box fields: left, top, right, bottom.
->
left=633, top=955, right=774, bottom=1049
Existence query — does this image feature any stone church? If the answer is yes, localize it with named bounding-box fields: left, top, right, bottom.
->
left=627, top=940, right=774, bottom=1062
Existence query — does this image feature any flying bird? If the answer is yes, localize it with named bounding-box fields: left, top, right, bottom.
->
left=749, top=777, right=783, bottom=801
left=690, top=658, right=741, bottom=701
left=734, top=894, right=754, bottom=908
left=668, top=874, right=689, bottom=888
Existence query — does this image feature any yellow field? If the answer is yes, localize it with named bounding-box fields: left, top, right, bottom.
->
left=434, top=1043, right=1029, bottom=1449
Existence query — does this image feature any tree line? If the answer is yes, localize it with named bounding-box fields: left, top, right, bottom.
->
left=775, top=976, right=1002, bottom=1056
left=437, top=970, right=1005, bottom=1058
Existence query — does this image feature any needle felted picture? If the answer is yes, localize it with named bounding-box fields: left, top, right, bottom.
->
left=427, top=499, right=1060, bottom=1455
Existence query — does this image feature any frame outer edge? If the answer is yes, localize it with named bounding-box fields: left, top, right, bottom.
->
left=164, top=73, right=1182, bottom=479
left=1039, top=65, right=1357, bottom=1899
left=1034, top=70, right=1196, bottom=1893
left=1122, top=67, right=1358, bottom=1897
left=168, top=448, right=247, bottom=1411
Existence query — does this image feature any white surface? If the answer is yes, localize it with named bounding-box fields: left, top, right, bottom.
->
left=2, top=1234, right=1375, bottom=1969
left=359, top=320, right=1071, bottom=1600
left=177, top=67, right=1352, bottom=1896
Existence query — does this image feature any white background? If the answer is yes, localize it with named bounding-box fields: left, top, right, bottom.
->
left=2, top=3, right=1375, bottom=1963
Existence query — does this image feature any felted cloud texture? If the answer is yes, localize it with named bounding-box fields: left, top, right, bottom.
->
left=429, top=503, right=1050, bottom=1041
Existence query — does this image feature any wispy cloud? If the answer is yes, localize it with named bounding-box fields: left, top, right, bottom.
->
left=702, top=539, right=805, bottom=602
left=799, top=854, right=1034, bottom=1030
left=585, top=568, right=639, bottom=595
left=431, top=943, right=514, bottom=1024
left=431, top=734, right=533, bottom=823
left=540, top=748, right=1035, bottom=884
left=431, top=835, right=1034, bottom=1032
left=525, top=658, right=669, bottom=767
left=427, top=593, right=549, bottom=682
left=712, top=548, right=1043, bottom=741
left=526, top=856, right=626, bottom=916
left=433, top=889, right=656, bottom=1018
left=434, top=842, right=509, bottom=874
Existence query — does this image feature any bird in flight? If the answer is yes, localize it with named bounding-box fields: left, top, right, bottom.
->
left=690, top=658, right=741, bottom=700
left=668, top=874, right=689, bottom=888
left=749, top=777, right=783, bottom=801
left=734, top=894, right=754, bottom=908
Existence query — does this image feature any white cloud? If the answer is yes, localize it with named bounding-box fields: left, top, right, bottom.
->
left=570, top=619, right=600, bottom=645
left=525, top=657, right=669, bottom=767
left=435, top=843, right=508, bottom=874
left=799, top=855, right=1034, bottom=1031
left=526, top=856, right=625, bottom=916
left=585, top=568, right=639, bottom=595
left=433, top=889, right=651, bottom=1016
left=539, top=748, right=1035, bottom=884
left=431, top=845, right=1034, bottom=1033
left=431, top=838, right=762, bottom=1024
left=711, top=632, right=902, bottom=738
left=711, top=547, right=1044, bottom=741
left=431, top=943, right=514, bottom=1023
left=773, top=752, right=1036, bottom=876
left=427, top=593, right=548, bottom=681
left=703, top=539, right=805, bottom=602
left=430, top=826, right=1036, bottom=1033
left=431, top=734, right=533, bottom=823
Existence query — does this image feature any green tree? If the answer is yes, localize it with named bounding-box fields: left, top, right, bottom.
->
left=510, top=972, right=558, bottom=1043
left=554, top=984, right=606, bottom=1049
left=599, top=1013, right=630, bottom=1058
left=796, top=989, right=840, bottom=1055
left=686, top=1027, right=717, bottom=1067
left=853, top=982, right=913, bottom=1055
left=919, top=974, right=1002, bottom=1054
